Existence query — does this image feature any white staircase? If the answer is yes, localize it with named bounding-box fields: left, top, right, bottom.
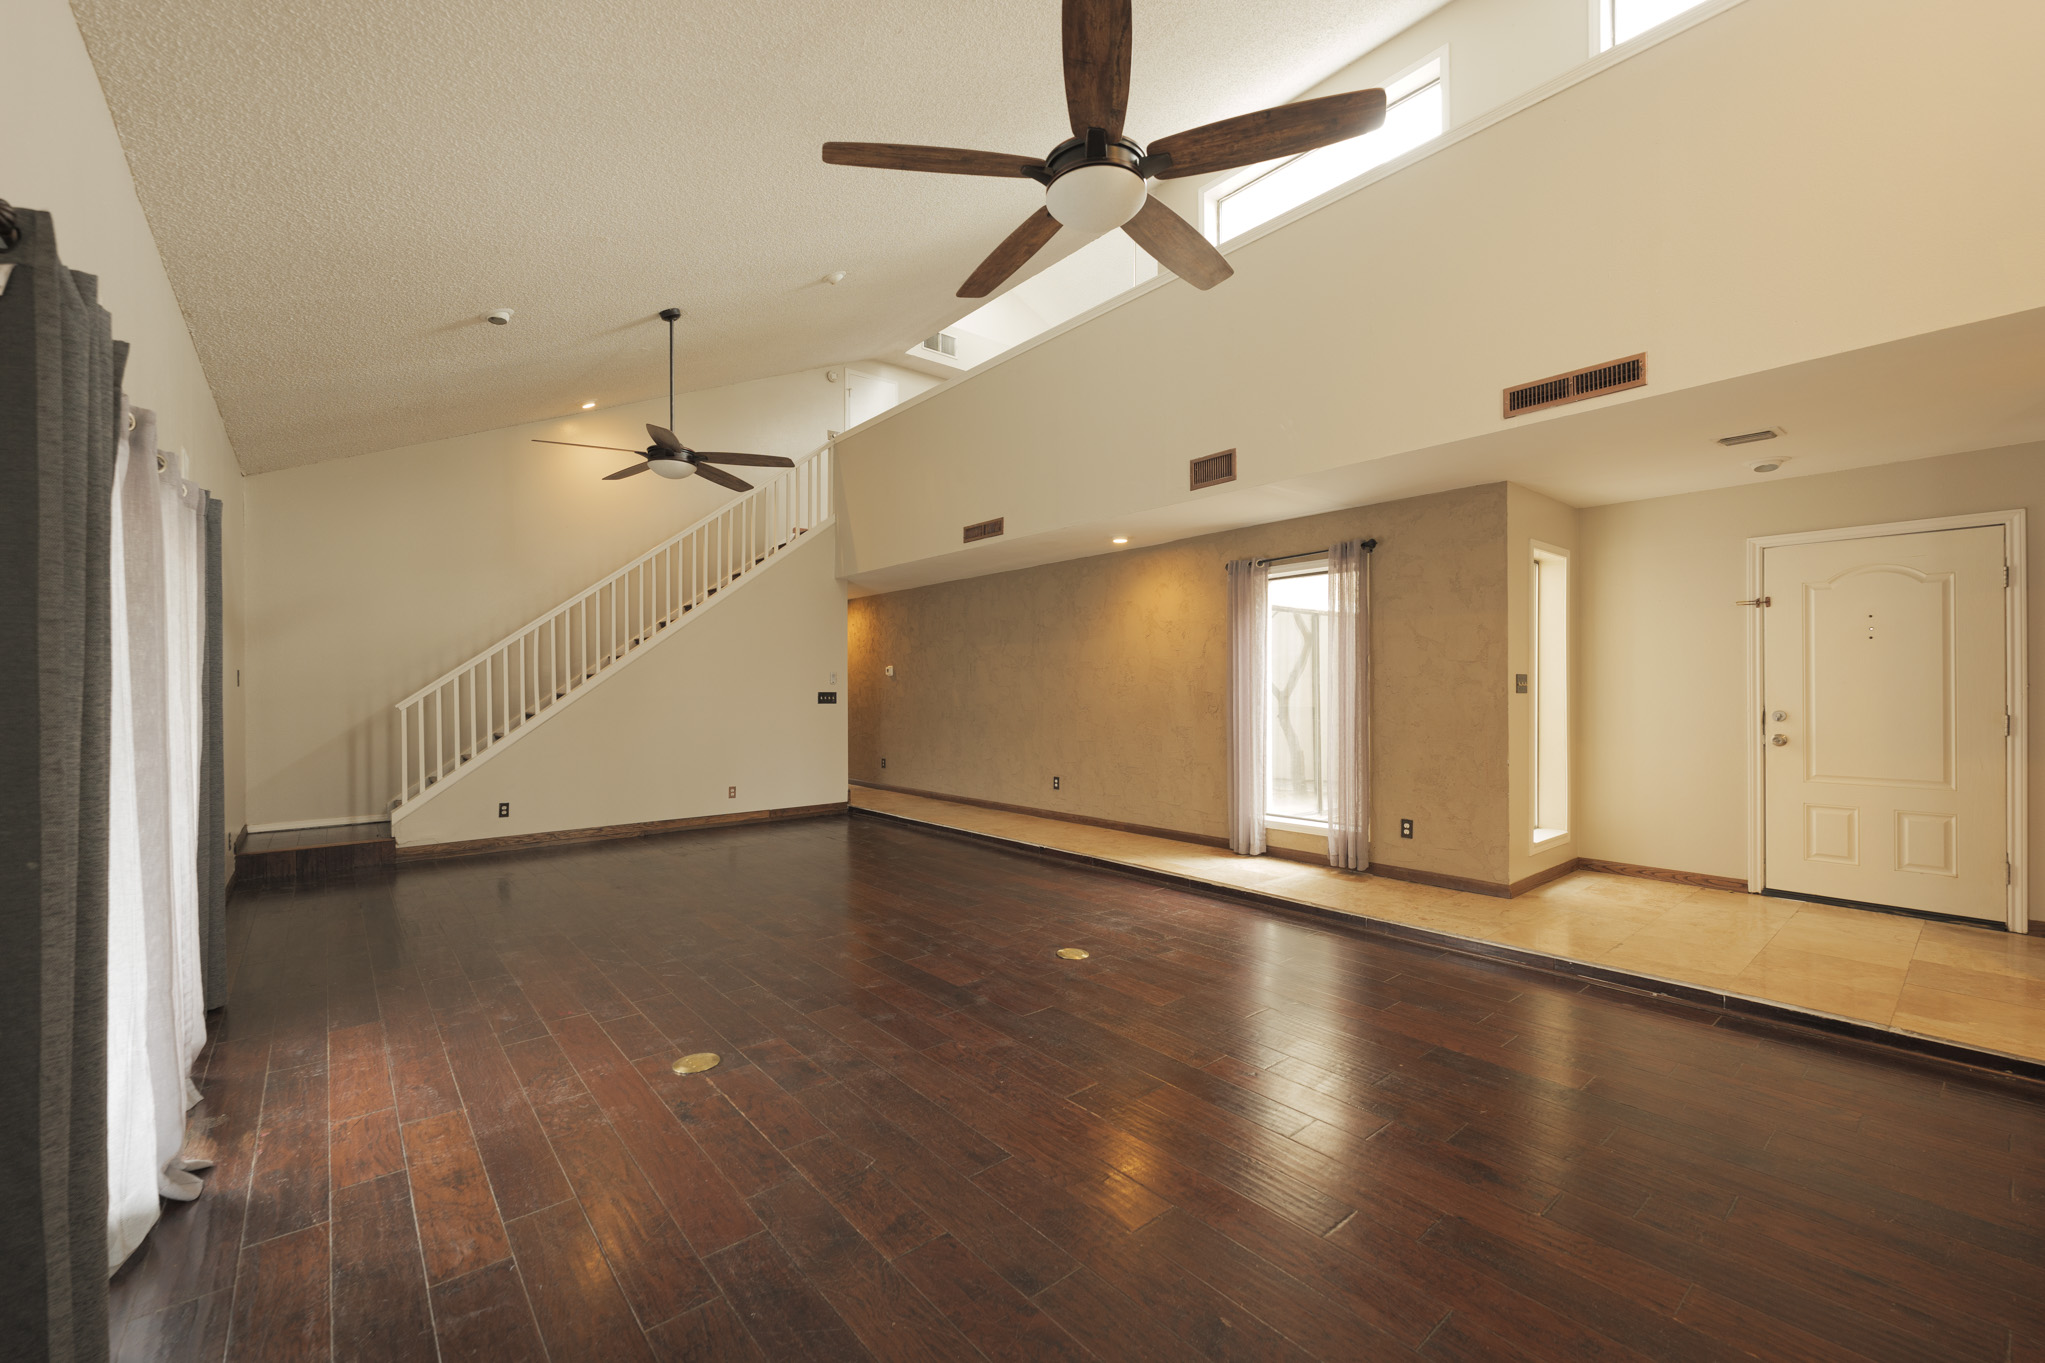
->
left=391, top=445, right=833, bottom=818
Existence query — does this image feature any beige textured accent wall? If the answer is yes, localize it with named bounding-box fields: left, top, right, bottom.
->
left=850, top=484, right=1511, bottom=886
left=1578, top=444, right=2045, bottom=920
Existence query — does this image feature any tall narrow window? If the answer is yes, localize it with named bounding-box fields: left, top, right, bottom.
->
left=1210, top=58, right=1444, bottom=244
left=1267, top=562, right=1335, bottom=826
left=1599, top=0, right=1709, bottom=50
left=1530, top=545, right=1570, bottom=843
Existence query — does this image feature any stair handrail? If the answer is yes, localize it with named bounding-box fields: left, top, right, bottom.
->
left=395, top=442, right=831, bottom=709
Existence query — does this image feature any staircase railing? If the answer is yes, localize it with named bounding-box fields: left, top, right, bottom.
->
left=392, top=444, right=833, bottom=815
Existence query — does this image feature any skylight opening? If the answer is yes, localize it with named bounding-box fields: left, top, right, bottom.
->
left=1208, top=57, right=1445, bottom=245
left=905, top=231, right=1157, bottom=371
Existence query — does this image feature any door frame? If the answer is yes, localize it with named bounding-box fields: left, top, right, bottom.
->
left=1744, top=510, right=2028, bottom=932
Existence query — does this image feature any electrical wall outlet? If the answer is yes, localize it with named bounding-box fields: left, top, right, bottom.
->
left=498, top=802, right=510, bottom=818
left=880, top=757, right=887, bottom=768
left=1052, top=776, right=1061, bottom=791
left=728, top=785, right=737, bottom=799
left=1400, top=818, right=1414, bottom=839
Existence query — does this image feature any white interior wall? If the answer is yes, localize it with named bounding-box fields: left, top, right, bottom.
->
left=392, top=526, right=849, bottom=848
left=835, top=0, right=2045, bottom=590
left=1578, top=443, right=2045, bottom=923
left=5, top=0, right=248, bottom=838
left=244, top=367, right=848, bottom=827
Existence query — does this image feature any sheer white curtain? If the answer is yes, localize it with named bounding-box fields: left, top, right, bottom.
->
left=1225, top=557, right=1268, bottom=854
left=1328, top=539, right=1372, bottom=870
left=107, top=404, right=210, bottom=1272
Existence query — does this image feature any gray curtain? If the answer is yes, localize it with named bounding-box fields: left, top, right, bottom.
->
left=1329, top=539, right=1372, bottom=871
left=198, top=496, right=225, bottom=1008
left=0, top=206, right=117, bottom=1363
left=1225, top=557, right=1268, bottom=855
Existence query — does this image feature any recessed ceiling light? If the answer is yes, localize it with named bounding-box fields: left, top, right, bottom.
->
left=1112, top=537, right=1128, bottom=545
left=1746, top=456, right=1789, bottom=474
left=581, top=401, right=596, bottom=409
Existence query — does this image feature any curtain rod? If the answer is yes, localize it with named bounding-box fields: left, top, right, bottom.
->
left=1253, top=538, right=1375, bottom=568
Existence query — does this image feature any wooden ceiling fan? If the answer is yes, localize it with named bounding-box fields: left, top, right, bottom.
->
left=823, top=0, right=1386, bottom=297
left=532, top=308, right=795, bottom=490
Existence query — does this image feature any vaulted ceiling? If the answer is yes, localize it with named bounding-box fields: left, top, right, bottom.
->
left=74, top=0, right=1449, bottom=472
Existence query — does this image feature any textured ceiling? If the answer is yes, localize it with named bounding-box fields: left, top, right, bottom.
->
left=73, top=0, right=1448, bottom=472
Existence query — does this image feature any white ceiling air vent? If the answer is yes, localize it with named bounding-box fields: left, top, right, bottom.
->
left=1503, top=353, right=1646, bottom=418
left=922, top=332, right=958, bottom=357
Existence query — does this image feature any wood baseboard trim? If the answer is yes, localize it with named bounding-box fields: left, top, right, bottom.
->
left=849, top=780, right=1229, bottom=851
left=850, top=804, right=2045, bottom=1086
left=396, top=801, right=848, bottom=864
left=1368, top=861, right=1512, bottom=899
left=1578, top=858, right=1748, bottom=893
left=1510, top=858, right=1581, bottom=897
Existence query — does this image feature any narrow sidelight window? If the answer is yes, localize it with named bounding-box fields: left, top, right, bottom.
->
left=1266, top=561, right=1335, bottom=827
left=1530, top=545, right=1570, bottom=843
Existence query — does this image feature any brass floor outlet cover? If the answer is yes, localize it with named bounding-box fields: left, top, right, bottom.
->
left=1055, top=947, right=1090, bottom=960
left=672, top=1052, right=722, bottom=1074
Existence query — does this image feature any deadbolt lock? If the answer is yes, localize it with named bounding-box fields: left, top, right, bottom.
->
left=1771, top=733, right=1789, bottom=746
left=1771, top=710, right=1788, bottom=723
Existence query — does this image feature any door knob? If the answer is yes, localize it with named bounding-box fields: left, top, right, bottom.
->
left=1771, top=733, right=1789, bottom=746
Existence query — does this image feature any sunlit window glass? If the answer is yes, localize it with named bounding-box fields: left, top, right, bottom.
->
left=1266, top=570, right=1336, bottom=823
left=1215, top=69, right=1444, bottom=244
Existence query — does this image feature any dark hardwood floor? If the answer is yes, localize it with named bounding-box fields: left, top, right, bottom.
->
left=111, top=815, right=2045, bottom=1361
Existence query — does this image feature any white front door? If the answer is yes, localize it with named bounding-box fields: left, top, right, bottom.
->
left=1762, top=526, right=2008, bottom=921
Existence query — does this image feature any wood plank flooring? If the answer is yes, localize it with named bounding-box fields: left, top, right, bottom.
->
left=111, top=816, right=2045, bottom=1361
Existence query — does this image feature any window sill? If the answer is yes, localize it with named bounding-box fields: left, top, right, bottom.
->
left=1265, top=815, right=1331, bottom=837
left=1531, top=828, right=1571, bottom=848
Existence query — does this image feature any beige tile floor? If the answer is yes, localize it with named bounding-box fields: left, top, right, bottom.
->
left=850, top=786, right=2045, bottom=1066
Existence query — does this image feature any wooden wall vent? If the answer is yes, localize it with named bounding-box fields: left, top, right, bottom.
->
left=1190, top=449, right=1237, bottom=490
left=963, top=517, right=1005, bottom=544
left=1503, top=353, right=1646, bottom=418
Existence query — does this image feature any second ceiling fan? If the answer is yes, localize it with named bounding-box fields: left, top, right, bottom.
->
left=533, top=308, right=795, bottom=490
left=823, top=0, right=1387, bottom=297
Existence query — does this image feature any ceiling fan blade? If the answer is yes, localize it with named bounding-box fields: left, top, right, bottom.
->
left=1121, top=196, right=1232, bottom=290
left=646, top=424, right=687, bottom=452
left=690, top=452, right=796, bottom=467
left=1147, top=87, right=1388, bottom=179
left=689, top=461, right=753, bottom=493
left=534, top=439, right=647, bottom=454
left=959, top=207, right=1062, bottom=299
left=1063, top=0, right=1132, bottom=139
left=603, top=463, right=651, bottom=480
left=823, top=143, right=1047, bottom=179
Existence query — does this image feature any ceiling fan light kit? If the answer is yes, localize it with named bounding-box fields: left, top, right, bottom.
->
left=821, top=0, right=1387, bottom=298
left=1044, top=155, right=1147, bottom=234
